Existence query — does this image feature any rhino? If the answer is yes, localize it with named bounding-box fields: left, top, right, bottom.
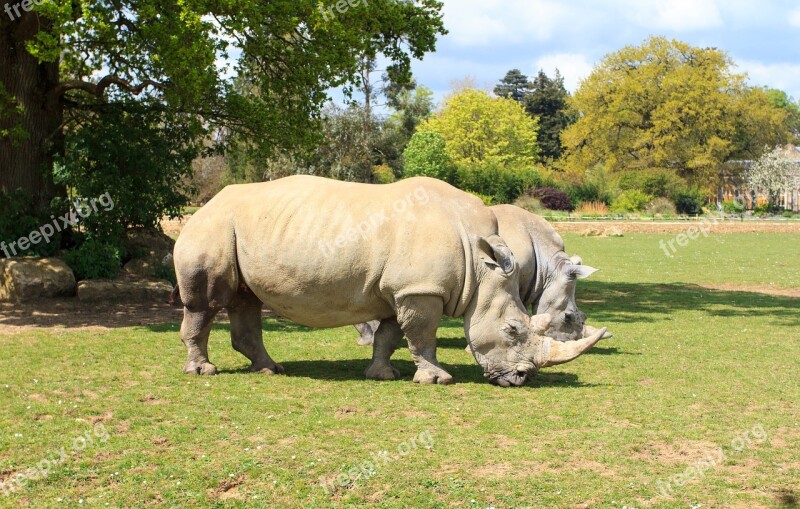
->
left=355, top=203, right=610, bottom=346
left=173, top=175, right=605, bottom=386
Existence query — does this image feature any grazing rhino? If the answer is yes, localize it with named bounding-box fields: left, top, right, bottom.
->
left=173, top=176, right=605, bottom=386
left=355, top=203, right=610, bottom=346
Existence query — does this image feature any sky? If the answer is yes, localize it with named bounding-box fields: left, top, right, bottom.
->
left=405, top=0, right=800, bottom=104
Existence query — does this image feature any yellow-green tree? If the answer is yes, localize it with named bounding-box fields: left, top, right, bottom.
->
left=421, top=88, right=539, bottom=166
left=561, top=37, right=789, bottom=186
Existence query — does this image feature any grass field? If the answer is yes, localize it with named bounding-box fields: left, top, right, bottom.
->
left=1, top=232, right=799, bottom=508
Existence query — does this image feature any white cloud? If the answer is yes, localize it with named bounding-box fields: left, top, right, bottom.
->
left=789, top=8, right=800, bottom=27
left=533, top=53, right=594, bottom=92
left=441, top=0, right=570, bottom=46
left=623, top=0, right=723, bottom=31
left=735, top=59, right=800, bottom=100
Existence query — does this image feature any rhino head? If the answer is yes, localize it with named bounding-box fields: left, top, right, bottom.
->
left=533, top=254, right=609, bottom=342
left=464, top=236, right=606, bottom=387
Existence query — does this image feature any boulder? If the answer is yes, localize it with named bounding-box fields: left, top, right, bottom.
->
left=0, top=257, right=76, bottom=302
left=77, top=279, right=173, bottom=302
left=123, top=229, right=175, bottom=277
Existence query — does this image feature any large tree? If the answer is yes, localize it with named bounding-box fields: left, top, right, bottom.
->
left=561, top=37, right=790, bottom=186
left=421, top=88, right=539, bottom=167
left=0, top=0, right=445, bottom=213
left=525, top=69, right=574, bottom=160
left=493, top=69, right=529, bottom=103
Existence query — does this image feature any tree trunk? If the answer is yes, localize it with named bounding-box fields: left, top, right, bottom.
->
left=0, top=11, right=63, bottom=212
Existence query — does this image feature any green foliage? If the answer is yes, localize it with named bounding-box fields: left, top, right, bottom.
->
left=0, top=190, right=62, bottom=257
left=616, top=169, right=688, bottom=199
left=525, top=70, right=575, bottom=160
left=465, top=192, right=495, bottom=206
left=512, top=196, right=546, bottom=214
left=421, top=88, right=539, bottom=167
left=63, top=239, right=120, bottom=280
left=674, top=189, right=705, bottom=215
left=562, top=37, right=790, bottom=186
left=645, top=197, right=677, bottom=215
left=528, top=187, right=574, bottom=211
left=54, top=102, right=199, bottom=245
left=455, top=161, right=541, bottom=204
left=493, top=69, right=530, bottom=103
left=371, top=164, right=395, bottom=184
left=611, top=190, right=653, bottom=213
left=722, top=201, right=743, bottom=214
left=154, top=262, right=177, bottom=286
left=402, top=130, right=455, bottom=182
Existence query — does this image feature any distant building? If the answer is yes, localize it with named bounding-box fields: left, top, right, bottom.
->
left=720, top=146, right=800, bottom=212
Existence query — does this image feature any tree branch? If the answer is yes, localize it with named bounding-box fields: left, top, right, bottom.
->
left=50, top=75, right=163, bottom=100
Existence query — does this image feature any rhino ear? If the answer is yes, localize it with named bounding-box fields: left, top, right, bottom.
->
left=570, top=255, right=583, bottom=265
left=477, top=235, right=516, bottom=275
left=572, top=265, right=598, bottom=279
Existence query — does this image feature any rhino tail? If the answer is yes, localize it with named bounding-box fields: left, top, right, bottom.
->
left=169, top=284, right=182, bottom=306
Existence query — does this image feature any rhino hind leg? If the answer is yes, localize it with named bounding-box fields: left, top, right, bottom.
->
left=228, top=292, right=284, bottom=375
left=181, top=307, right=220, bottom=375
left=397, top=296, right=454, bottom=385
left=365, top=318, right=403, bottom=380
left=355, top=320, right=380, bottom=346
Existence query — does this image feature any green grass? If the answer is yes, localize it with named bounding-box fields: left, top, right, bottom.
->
left=1, top=233, right=799, bottom=508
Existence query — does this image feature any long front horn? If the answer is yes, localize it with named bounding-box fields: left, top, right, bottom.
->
left=583, top=324, right=613, bottom=339
left=539, top=327, right=606, bottom=368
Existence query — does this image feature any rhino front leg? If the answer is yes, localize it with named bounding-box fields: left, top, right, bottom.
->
left=181, top=307, right=220, bottom=375
left=397, top=296, right=453, bottom=385
left=228, top=293, right=285, bottom=375
left=365, top=318, right=403, bottom=380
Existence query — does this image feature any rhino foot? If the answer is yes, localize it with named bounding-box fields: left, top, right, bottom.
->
left=184, top=361, right=218, bottom=376
left=250, top=362, right=285, bottom=375
left=413, top=368, right=454, bottom=385
left=365, top=363, right=400, bottom=381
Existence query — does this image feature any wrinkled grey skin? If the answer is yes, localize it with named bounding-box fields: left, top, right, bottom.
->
left=356, top=204, right=609, bottom=345
left=173, top=176, right=602, bottom=387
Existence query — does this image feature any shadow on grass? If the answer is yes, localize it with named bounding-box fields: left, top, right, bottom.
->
left=218, top=359, right=598, bottom=388
left=577, top=281, right=800, bottom=326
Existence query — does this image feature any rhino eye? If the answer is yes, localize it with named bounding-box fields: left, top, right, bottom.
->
left=503, top=320, right=525, bottom=339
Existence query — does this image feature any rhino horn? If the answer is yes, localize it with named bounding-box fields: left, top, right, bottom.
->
left=583, top=324, right=613, bottom=339
left=534, top=324, right=607, bottom=368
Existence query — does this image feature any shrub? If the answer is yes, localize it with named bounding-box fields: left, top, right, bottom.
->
left=455, top=161, right=540, bottom=204
left=528, top=187, right=574, bottom=211
left=371, top=164, right=395, bottom=184
left=54, top=101, right=200, bottom=246
left=576, top=201, right=609, bottom=216
left=722, top=200, right=743, bottom=214
left=512, top=196, right=545, bottom=214
left=674, top=189, right=705, bottom=215
left=0, top=189, right=63, bottom=257
left=610, top=190, right=653, bottom=213
left=402, top=130, right=455, bottom=183
left=566, top=182, right=613, bottom=206
left=64, top=239, right=121, bottom=280
left=466, top=191, right=494, bottom=206
left=645, top=197, right=677, bottom=215
left=617, top=169, right=688, bottom=199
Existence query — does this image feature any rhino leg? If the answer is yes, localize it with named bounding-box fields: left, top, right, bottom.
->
left=228, top=293, right=285, bottom=375
left=397, top=296, right=453, bottom=385
left=180, top=307, right=220, bottom=375
left=365, top=318, right=403, bottom=380
left=355, top=320, right=380, bottom=346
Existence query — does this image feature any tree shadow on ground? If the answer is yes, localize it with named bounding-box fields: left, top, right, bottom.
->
left=577, top=281, right=800, bottom=327
left=1, top=282, right=796, bottom=331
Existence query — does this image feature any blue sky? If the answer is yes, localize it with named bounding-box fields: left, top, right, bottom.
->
left=405, top=0, right=800, bottom=104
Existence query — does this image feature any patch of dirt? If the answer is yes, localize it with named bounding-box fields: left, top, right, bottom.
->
left=139, top=395, right=168, bottom=405
left=0, top=298, right=277, bottom=334
left=700, top=283, right=800, bottom=298
left=631, top=439, right=722, bottom=466
left=553, top=220, right=800, bottom=235
left=152, top=436, right=169, bottom=446
left=335, top=406, right=358, bottom=418
left=28, top=393, right=48, bottom=403
left=210, top=474, right=246, bottom=501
